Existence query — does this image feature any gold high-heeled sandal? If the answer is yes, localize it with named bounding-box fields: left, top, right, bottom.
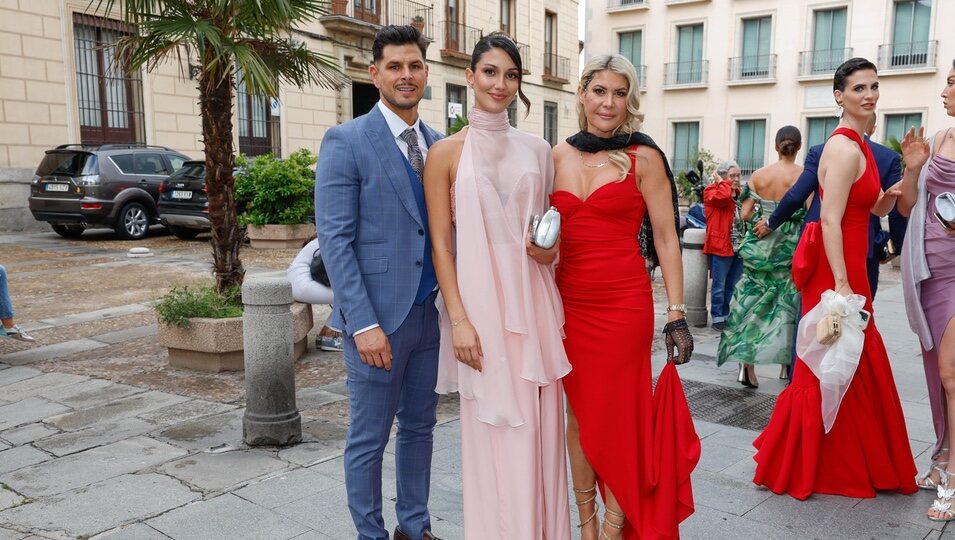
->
left=600, top=507, right=625, bottom=540
left=574, top=484, right=599, bottom=531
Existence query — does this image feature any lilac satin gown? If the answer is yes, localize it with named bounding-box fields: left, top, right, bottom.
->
left=434, top=108, right=572, bottom=539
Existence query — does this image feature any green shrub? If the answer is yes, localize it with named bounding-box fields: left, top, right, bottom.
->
left=234, top=148, right=317, bottom=226
left=448, top=114, right=468, bottom=135
left=154, top=284, right=243, bottom=327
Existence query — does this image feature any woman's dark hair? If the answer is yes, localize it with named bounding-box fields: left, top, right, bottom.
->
left=470, top=32, right=531, bottom=114
left=372, top=25, right=428, bottom=62
left=952, top=57, right=955, bottom=70
left=833, top=57, right=878, bottom=91
left=775, top=125, right=802, bottom=157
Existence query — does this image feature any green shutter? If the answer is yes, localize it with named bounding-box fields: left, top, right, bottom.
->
left=813, top=8, right=847, bottom=71
left=742, top=17, right=771, bottom=76
left=884, top=113, right=923, bottom=143
left=677, top=25, right=703, bottom=82
left=673, top=122, right=700, bottom=171
left=807, top=117, right=840, bottom=149
left=619, top=31, right=642, bottom=67
left=736, top=120, right=766, bottom=175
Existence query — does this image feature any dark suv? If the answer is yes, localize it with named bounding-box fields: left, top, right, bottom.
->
left=28, top=144, right=191, bottom=240
left=157, top=160, right=209, bottom=240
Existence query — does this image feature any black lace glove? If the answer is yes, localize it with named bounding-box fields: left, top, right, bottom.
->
left=663, top=318, right=693, bottom=365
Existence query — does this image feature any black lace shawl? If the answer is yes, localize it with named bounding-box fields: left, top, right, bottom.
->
left=565, top=131, right=681, bottom=268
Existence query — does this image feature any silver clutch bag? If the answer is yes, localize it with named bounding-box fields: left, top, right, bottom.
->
left=935, top=191, right=955, bottom=231
left=530, top=206, right=561, bottom=249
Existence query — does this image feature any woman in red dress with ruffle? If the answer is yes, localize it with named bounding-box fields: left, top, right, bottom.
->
left=752, top=57, right=916, bottom=500
left=551, top=54, right=699, bottom=540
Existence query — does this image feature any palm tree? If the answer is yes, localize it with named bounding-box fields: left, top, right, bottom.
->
left=91, top=0, right=346, bottom=292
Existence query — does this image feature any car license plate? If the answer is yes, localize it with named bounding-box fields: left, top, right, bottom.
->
left=171, top=190, right=193, bottom=200
left=44, top=183, right=69, bottom=192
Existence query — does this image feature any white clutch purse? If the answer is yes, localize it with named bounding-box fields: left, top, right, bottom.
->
left=935, top=191, right=955, bottom=231
left=530, top=206, right=561, bottom=249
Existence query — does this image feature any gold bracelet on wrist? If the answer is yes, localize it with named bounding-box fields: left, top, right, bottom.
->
left=451, top=315, right=467, bottom=327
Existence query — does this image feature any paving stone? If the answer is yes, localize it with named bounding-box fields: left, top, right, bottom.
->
left=36, top=304, right=151, bottom=328
left=34, top=417, right=155, bottom=457
left=47, top=391, right=190, bottom=431
left=0, top=474, right=197, bottom=539
left=93, top=523, right=171, bottom=539
left=0, top=441, right=7, bottom=451
left=803, top=504, right=936, bottom=539
left=136, top=400, right=237, bottom=428
left=0, top=527, right=26, bottom=540
left=689, top=469, right=774, bottom=517
left=154, top=410, right=244, bottom=452
left=147, top=494, right=309, bottom=540
left=853, top=490, right=946, bottom=532
left=296, top=388, right=347, bottom=411
left=91, top=325, right=157, bottom=345
left=3, top=436, right=187, bottom=498
left=0, top=364, right=7, bottom=371
left=0, top=487, right=26, bottom=512
left=0, top=373, right=88, bottom=402
left=277, top=441, right=345, bottom=467
left=289, top=531, right=334, bottom=540
left=742, top=490, right=860, bottom=534
left=157, top=450, right=290, bottom=493
left=273, top=484, right=359, bottom=538
left=37, top=379, right=145, bottom=410
left=0, top=423, right=59, bottom=447
left=0, top=445, right=51, bottom=474
left=0, top=339, right=109, bottom=366
left=683, top=502, right=801, bottom=540
left=233, top=467, right=342, bottom=509
left=696, top=439, right=755, bottom=473
left=0, top=367, right=41, bottom=388
left=0, top=398, right=71, bottom=432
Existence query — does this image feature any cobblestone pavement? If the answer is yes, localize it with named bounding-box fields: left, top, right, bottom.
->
left=0, top=229, right=949, bottom=539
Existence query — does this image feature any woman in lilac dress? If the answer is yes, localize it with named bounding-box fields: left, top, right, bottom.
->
left=899, top=58, right=955, bottom=521
left=423, top=33, right=571, bottom=538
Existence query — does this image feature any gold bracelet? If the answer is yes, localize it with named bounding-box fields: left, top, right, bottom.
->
left=451, top=315, right=467, bottom=327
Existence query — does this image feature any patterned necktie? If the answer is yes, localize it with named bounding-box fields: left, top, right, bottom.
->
left=399, top=127, right=425, bottom=180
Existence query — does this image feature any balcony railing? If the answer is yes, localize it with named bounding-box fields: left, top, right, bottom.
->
left=798, top=47, right=852, bottom=76
left=634, top=64, right=647, bottom=90
left=542, top=53, right=571, bottom=83
left=736, top=158, right=763, bottom=180
left=664, top=60, right=708, bottom=87
left=877, top=40, right=938, bottom=70
left=441, top=21, right=482, bottom=59
left=607, top=0, right=648, bottom=10
left=325, top=0, right=434, bottom=39
left=727, top=54, right=777, bottom=82
left=516, top=41, right=531, bottom=73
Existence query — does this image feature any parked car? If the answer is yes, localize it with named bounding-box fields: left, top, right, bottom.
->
left=28, top=144, right=191, bottom=240
left=157, top=160, right=209, bottom=240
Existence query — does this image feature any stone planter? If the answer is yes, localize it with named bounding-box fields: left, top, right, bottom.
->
left=246, top=223, right=315, bottom=249
left=158, top=302, right=313, bottom=372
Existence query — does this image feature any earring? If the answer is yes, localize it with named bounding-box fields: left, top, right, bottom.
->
left=836, top=103, right=844, bottom=120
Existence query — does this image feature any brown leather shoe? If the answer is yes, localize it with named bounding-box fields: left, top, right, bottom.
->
left=393, top=528, right=442, bottom=540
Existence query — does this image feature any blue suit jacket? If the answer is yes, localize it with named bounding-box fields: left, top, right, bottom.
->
left=314, top=106, right=442, bottom=336
left=767, top=137, right=905, bottom=252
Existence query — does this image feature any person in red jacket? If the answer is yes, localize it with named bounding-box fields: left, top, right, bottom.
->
left=703, top=160, right=744, bottom=330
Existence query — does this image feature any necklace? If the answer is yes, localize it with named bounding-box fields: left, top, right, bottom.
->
left=579, top=151, right=609, bottom=168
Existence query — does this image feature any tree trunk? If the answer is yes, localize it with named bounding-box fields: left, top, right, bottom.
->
left=199, top=64, right=245, bottom=293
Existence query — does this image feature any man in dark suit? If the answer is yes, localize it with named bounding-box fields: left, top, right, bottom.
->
left=315, top=25, right=443, bottom=540
left=755, top=113, right=906, bottom=299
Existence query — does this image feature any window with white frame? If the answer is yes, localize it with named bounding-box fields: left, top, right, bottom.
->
left=543, top=101, right=558, bottom=147
left=890, top=0, right=931, bottom=67
left=810, top=7, right=848, bottom=73
left=672, top=121, right=700, bottom=172
left=736, top=119, right=766, bottom=178
left=738, top=16, right=771, bottom=79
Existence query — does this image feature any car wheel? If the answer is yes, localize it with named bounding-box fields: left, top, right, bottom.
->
left=167, top=225, right=201, bottom=240
left=51, top=224, right=85, bottom=238
left=115, top=202, right=150, bottom=240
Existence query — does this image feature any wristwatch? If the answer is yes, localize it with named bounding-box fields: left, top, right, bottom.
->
left=666, top=304, right=687, bottom=314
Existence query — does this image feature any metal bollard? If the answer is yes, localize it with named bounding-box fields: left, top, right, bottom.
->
left=242, top=277, right=302, bottom=446
left=682, top=228, right=709, bottom=327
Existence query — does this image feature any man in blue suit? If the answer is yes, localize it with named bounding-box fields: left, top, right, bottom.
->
left=755, top=114, right=905, bottom=299
left=315, top=25, right=443, bottom=540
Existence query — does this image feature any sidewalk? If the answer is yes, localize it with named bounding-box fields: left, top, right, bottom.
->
left=0, top=230, right=950, bottom=539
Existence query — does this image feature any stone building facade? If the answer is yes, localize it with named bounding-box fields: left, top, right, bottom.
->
left=0, top=0, right=579, bottom=232
left=584, top=0, right=953, bottom=177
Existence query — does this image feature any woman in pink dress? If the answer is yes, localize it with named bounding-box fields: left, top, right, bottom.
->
left=898, top=58, right=955, bottom=521
left=423, top=33, right=572, bottom=539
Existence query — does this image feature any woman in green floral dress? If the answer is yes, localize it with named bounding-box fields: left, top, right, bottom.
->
left=717, top=127, right=806, bottom=388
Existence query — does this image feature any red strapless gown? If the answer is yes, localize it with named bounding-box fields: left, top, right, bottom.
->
left=552, top=161, right=698, bottom=539
left=752, top=127, right=917, bottom=499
